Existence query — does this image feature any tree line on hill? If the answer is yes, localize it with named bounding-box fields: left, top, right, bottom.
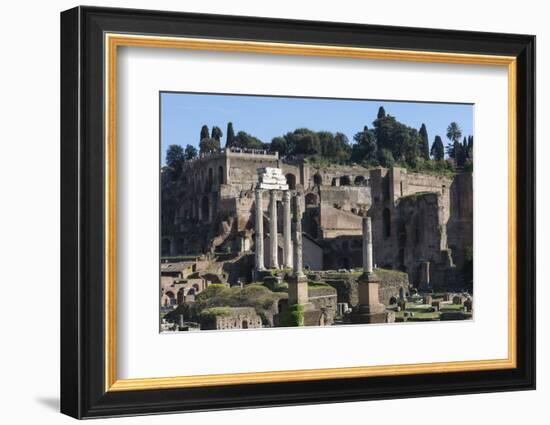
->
left=164, top=106, right=473, bottom=177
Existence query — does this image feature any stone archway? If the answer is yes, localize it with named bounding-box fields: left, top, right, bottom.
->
left=354, top=175, right=365, bottom=185
left=164, top=291, right=175, bottom=307
left=340, top=175, right=351, bottom=186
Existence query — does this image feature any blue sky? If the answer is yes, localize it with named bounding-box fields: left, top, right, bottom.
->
left=160, top=92, right=473, bottom=164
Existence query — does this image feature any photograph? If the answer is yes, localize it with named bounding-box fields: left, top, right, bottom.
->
left=159, top=93, right=474, bottom=332
left=56, top=4, right=536, bottom=419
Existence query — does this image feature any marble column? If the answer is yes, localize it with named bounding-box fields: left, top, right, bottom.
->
left=283, top=191, right=293, bottom=269
left=289, top=193, right=308, bottom=306
left=269, top=190, right=279, bottom=269
left=351, top=215, right=387, bottom=324
left=363, top=216, right=373, bottom=274
left=292, top=194, right=304, bottom=278
left=255, top=189, right=265, bottom=271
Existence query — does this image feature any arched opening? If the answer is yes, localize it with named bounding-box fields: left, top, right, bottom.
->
left=242, top=320, right=249, bottom=329
left=218, top=166, right=224, bottom=184
left=383, top=176, right=391, bottom=201
left=313, top=173, right=323, bottom=186
left=354, top=175, right=365, bottom=185
left=383, top=208, right=392, bottom=238
left=207, top=168, right=213, bottom=190
left=165, top=291, right=175, bottom=307
left=305, top=193, right=318, bottom=206
left=331, top=178, right=338, bottom=187
left=201, top=196, right=210, bottom=221
left=285, top=173, right=296, bottom=190
left=389, top=296, right=397, bottom=305
left=177, top=288, right=185, bottom=305
left=340, top=175, right=351, bottom=186
left=161, top=238, right=171, bottom=256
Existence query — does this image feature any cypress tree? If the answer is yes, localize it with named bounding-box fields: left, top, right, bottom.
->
left=377, top=106, right=386, bottom=119
left=430, top=135, right=445, bottom=161
left=200, top=125, right=210, bottom=141
left=226, top=122, right=235, bottom=147
left=211, top=126, right=223, bottom=142
left=419, top=123, right=430, bottom=160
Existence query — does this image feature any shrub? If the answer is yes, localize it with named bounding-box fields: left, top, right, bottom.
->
left=281, top=304, right=305, bottom=327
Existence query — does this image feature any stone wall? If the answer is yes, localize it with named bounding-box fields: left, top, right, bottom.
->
left=306, top=285, right=338, bottom=326
left=311, top=268, right=409, bottom=307
left=376, top=269, right=410, bottom=304
left=199, top=307, right=263, bottom=330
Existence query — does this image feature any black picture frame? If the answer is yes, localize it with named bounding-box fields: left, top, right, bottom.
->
left=61, top=5, right=536, bottom=419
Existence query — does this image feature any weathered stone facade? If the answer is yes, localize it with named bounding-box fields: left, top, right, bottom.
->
left=199, top=307, right=263, bottom=330
left=162, top=148, right=472, bottom=290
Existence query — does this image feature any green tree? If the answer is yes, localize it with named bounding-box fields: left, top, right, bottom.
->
left=400, top=127, right=421, bottom=165
left=200, top=125, right=210, bottom=141
left=233, top=131, right=264, bottom=149
left=184, top=144, right=197, bottom=161
left=165, top=144, right=185, bottom=169
left=317, top=131, right=334, bottom=157
left=270, top=136, right=287, bottom=155
left=378, top=148, right=395, bottom=168
left=351, top=126, right=377, bottom=163
left=284, top=128, right=321, bottom=156
left=372, top=113, right=395, bottom=153
left=317, top=131, right=351, bottom=163
left=430, top=135, right=445, bottom=161
left=377, top=106, right=386, bottom=119
left=332, top=132, right=351, bottom=162
left=466, top=135, right=474, bottom=162
left=446, top=122, right=462, bottom=144
left=418, top=123, right=430, bottom=160
left=199, top=137, right=220, bottom=154
left=226, top=122, right=235, bottom=147
left=211, top=126, right=223, bottom=142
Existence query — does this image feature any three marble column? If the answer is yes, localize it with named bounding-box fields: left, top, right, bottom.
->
left=255, top=188, right=293, bottom=271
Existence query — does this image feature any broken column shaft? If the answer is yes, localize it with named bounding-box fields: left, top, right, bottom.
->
left=269, top=190, right=279, bottom=269
left=283, top=190, right=293, bottom=269
left=255, top=189, right=265, bottom=271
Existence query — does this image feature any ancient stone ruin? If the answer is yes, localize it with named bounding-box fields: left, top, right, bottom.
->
left=160, top=148, right=473, bottom=331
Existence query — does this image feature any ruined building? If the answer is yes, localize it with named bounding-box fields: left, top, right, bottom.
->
left=161, top=147, right=473, bottom=290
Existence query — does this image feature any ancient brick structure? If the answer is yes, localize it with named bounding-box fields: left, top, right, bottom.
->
left=162, top=148, right=472, bottom=290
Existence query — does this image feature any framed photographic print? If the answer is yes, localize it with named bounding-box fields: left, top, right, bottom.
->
left=60, top=6, right=536, bottom=419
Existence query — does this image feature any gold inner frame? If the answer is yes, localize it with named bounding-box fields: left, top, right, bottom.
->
left=104, top=33, right=517, bottom=392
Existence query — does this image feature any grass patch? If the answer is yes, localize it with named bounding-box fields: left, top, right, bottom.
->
left=200, top=307, right=232, bottom=318
left=440, top=303, right=464, bottom=311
